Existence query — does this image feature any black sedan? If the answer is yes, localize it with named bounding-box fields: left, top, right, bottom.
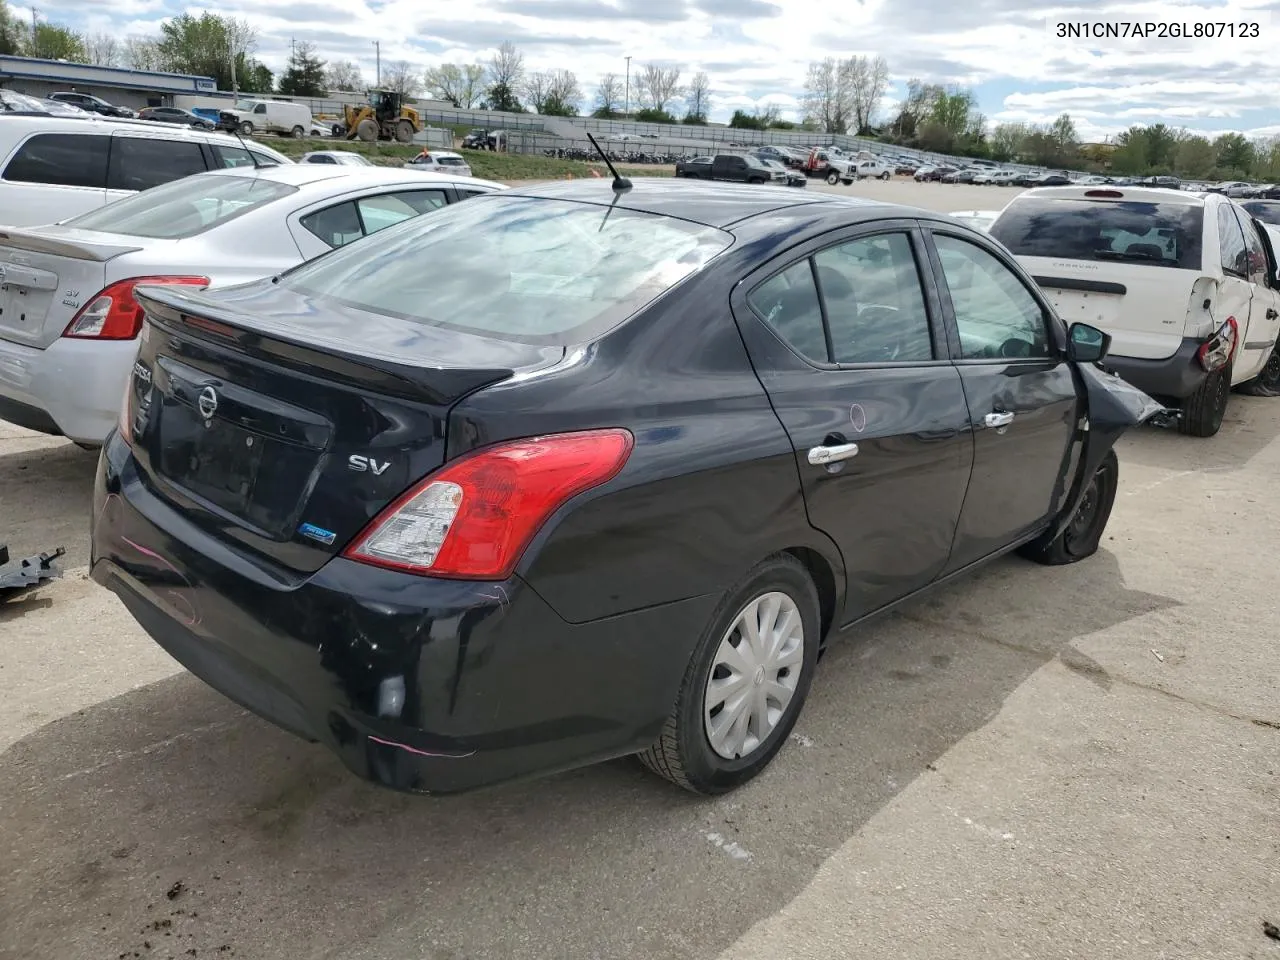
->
left=91, top=180, right=1160, bottom=796
left=138, top=105, right=215, bottom=129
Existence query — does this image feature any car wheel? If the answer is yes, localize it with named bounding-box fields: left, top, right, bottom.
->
left=881, top=171, right=891, bottom=180
left=637, top=554, right=820, bottom=795
left=1239, top=337, right=1280, bottom=396
left=825, top=170, right=840, bottom=185
left=239, top=121, right=254, bottom=135
left=395, top=119, right=415, bottom=143
left=1177, top=364, right=1230, bottom=437
left=291, top=125, right=305, bottom=139
left=356, top=118, right=379, bottom=142
left=1018, top=450, right=1119, bottom=566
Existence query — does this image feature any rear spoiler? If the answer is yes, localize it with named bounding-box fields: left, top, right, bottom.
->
left=0, top=227, right=142, bottom=263
left=135, top=285, right=516, bottom=407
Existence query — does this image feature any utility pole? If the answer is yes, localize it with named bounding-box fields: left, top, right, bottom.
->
left=29, top=7, right=37, bottom=58
left=624, top=55, right=631, bottom=117
left=373, top=41, right=380, bottom=87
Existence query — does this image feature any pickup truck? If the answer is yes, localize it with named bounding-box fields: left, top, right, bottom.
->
left=677, top=154, right=781, bottom=184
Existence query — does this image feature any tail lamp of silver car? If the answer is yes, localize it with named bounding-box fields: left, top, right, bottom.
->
left=1197, top=316, right=1238, bottom=372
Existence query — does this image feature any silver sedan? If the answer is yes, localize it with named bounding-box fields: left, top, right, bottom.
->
left=0, top=164, right=505, bottom=445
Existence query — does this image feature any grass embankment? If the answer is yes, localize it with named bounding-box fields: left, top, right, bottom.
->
left=258, top=137, right=673, bottom=181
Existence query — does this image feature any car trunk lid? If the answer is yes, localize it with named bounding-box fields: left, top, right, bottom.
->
left=126, top=283, right=563, bottom=574
left=0, top=226, right=142, bottom=349
left=1021, top=259, right=1201, bottom=359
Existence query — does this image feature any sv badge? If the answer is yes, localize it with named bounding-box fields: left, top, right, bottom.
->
left=348, top=455, right=390, bottom=475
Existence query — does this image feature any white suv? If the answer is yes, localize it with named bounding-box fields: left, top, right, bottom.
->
left=0, top=113, right=291, bottom=227
left=990, top=185, right=1280, bottom=436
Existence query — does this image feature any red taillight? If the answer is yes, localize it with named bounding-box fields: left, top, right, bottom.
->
left=63, top=276, right=209, bottom=340
left=1197, top=316, right=1239, bottom=371
left=343, top=429, right=635, bottom=580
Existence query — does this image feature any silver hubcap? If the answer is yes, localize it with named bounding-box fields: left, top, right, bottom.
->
left=704, top=591, right=804, bottom=760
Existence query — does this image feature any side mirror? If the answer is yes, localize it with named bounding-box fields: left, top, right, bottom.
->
left=1067, top=322, right=1111, bottom=364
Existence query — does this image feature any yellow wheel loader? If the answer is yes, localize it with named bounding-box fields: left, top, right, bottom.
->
left=340, top=90, right=421, bottom=144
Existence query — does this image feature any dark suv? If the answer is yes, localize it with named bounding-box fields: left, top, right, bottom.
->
left=48, top=91, right=135, bottom=118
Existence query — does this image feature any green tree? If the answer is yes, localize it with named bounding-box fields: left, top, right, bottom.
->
left=728, top=109, right=765, bottom=130
left=990, top=122, right=1028, bottom=162
left=243, top=62, right=273, bottom=94
left=156, top=13, right=259, bottom=92
left=483, top=82, right=522, bottom=112
left=635, top=106, right=676, bottom=124
left=1214, top=132, right=1254, bottom=174
left=31, top=22, right=87, bottom=61
left=1174, top=136, right=1215, bottom=178
left=1142, top=123, right=1180, bottom=169
left=277, top=41, right=326, bottom=97
left=0, top=0, right=22, bottom=55
left=1110, top=126, right=1150, bottom=174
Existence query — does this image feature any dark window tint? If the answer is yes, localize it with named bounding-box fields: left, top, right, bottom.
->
left=1242, top=201, right=1280, bottom=226
left=1217, top=203, right=1248, bottom=276
left=107, top=137, right=207, bottom=192
left=814, top=233, right=934, bottom=363
left=211, top=144, right=257, bottom=169
left=990, top=197, right=1204, bottom=270
left=1232, top=205, right=1268, bottom=284
left=747, top=260, right=827, bottom=361
left=303, top=154, right=337, bottom=164
left=935, top=235, right=1051, bottom=361
left=301, top=201, right=364, bottom=247
left=3, top=133, right=109, bottom=188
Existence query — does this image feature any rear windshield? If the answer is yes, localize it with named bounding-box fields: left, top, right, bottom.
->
left=280, top=194, right=733, bottom=344
left=990, top=197, right=1204, bottom=270
left=1242, top=201, right=1280, bottom=226
left=66, top=174, right=297, bottom=239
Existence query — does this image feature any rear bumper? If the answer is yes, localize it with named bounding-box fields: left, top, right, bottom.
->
left=1102, top=337, right=1207, bottom=400
left=0, top=336, right=138, bottom=444
left=90, top=434, right=713, bottom=794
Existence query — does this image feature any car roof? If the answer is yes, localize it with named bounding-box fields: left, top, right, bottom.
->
left=198, top=162, right=505, bottom=192
left=0, top=112, right=291, bottom=159
left=1013, top=185, right=1204, bottom=206
left=501, top=177, right=890, bottom=228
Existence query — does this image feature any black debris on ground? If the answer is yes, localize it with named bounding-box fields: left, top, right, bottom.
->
left=1263, top=920, right=1280, bottom=941
left=166, top=881, right=185, bottom=901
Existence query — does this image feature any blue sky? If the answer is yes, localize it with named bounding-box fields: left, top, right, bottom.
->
left=56, top=0, right=1280, bottom=140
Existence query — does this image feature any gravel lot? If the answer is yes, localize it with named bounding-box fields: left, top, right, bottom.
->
left=1, top=179, right=1278, bottom=960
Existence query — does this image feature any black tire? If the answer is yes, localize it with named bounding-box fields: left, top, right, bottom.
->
left=239, top=121, right=254, bottom=135
left=1019, top=450, right=1119, bottom=566
left=1177, top=364, right=1230, bottom=437
left=291, top=125, right=305, bottom=139
left=825, top=170, right=840, bottom=185
left=1239, top=339, right=1280, bottom=396
left=637, top=554, right=821, bottom=795
left=880, top=171, right=891, bottom=180
left=395, top=119, right=415, bottom=143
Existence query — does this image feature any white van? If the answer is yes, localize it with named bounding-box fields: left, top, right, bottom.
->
left=990, top=185, right=1280, bottom=436
left=0, top=113, right=291, bottom=227
left=221, top=99, right=313, bottom=139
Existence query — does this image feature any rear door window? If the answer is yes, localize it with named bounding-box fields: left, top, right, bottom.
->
left=356, top=190, right=449, bottom=233
left=3, top=133, right=110, bottom=188
left=990, top=197, right=1204, bottom=270
left=107, top=137, right=208, bottom=192
left=1232, top=205, right=1269, bottom=285
left=210, top=144, right=257, bottom=169
left=1218, top=203, right=1249, bottom=277
left=746, top=260, right=828, bottom=361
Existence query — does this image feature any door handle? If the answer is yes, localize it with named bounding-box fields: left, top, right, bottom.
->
left=984, top=411, right=1015, bottom=429
left=807, top=442, right=859, bottom=465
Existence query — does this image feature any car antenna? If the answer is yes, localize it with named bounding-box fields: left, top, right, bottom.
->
left=233, top=125, right=263, bottom=169
left=585, top=132, right=631, bottom=192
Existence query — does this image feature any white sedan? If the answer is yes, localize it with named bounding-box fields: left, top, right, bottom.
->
left=0, top=164, right=505, bottom=445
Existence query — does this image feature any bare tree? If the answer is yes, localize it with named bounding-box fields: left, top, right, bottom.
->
left=223, top=16, right=257, bottom=95
left=521, top=70, right=552, bottom=113
left=685, top=71, right=710, bottom=120
left=802, top=58, right=844, bottom=133
left=594, top=72, right=622, bottom=116
left=382, top=60, right=422, bottom=97
left=638, top=64, right=682, bottom=113
left=847, top=54, right=889, bottom=134
left=424, top=62, right=485, bottom=107
left=487, top=40, right=524, bottom=89
left=546, top=69, right=582, bottom=115
left=123, top=35, right=162, bottom=72
left=84, top=32, right=120, bottom=66
left=325, top=59, right=363, bottom=92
